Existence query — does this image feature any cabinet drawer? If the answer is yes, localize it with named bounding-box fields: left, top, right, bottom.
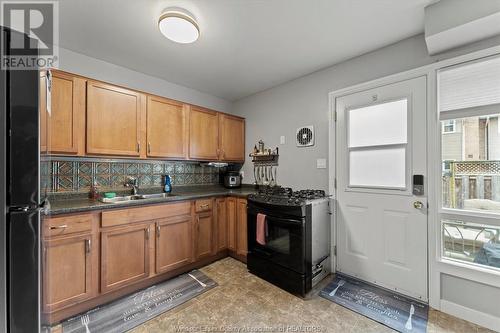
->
left=195, top=199, right=212, bottom=212
left=44, top=214, right=92, bottom=238
left=101, top=201, right=191, bottom=227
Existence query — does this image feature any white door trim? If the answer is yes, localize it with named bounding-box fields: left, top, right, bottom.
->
left=328, top=43, right=500, bottom=317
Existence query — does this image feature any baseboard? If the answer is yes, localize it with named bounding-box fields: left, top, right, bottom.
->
left=440, top=300, right=500, bottom=332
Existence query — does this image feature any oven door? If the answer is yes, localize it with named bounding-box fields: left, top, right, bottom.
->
left=248, top=209, right=305, bottom=274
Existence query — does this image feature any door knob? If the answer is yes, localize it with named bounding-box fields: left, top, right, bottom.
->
left=413, top=201, right=424, bottom=209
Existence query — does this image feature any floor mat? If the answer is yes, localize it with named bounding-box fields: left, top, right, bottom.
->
left=60, top=270, right=217, bottom=333
left=320, top=274, right=428, bottom=333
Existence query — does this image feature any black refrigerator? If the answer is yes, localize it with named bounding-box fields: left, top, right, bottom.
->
left=0, top=27, right=42, bottom=333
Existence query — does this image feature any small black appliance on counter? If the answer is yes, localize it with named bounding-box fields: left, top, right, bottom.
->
left=223, top=171, right=241, bottom=188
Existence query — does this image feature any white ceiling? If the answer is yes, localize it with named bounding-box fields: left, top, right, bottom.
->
left=59, top=0, right=434, bottom=101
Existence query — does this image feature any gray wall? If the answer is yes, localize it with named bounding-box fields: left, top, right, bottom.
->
left=57, top=47, right=232, bottom=113
left=233, top=33, right=500, bottom=190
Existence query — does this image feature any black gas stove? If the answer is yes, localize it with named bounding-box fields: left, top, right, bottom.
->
left=248, top=186, right=326, bottom=206
left=246, top=186, right=331, bottom=296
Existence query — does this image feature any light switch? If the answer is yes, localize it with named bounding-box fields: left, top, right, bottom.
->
left=317, top=158, right=327, bottom=169
left=280, top=136, right=286, bottom=144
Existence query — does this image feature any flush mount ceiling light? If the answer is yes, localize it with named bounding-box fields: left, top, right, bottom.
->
left=158, top=9, right=199, bottom=44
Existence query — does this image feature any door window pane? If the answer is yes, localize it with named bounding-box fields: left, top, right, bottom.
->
left=349, top=147, right=406, bottom=188
left=441, top=115, right=500, bottom=214
left=443, top=219, right=500, bottom=270
left=348, top=99, right=408, bottom=148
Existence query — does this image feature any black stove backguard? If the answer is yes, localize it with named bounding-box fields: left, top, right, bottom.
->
left=247, top=200, right=312, bottom=296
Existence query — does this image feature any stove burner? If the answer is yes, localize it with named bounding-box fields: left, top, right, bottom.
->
left=249, top=187, right=327, bottom=206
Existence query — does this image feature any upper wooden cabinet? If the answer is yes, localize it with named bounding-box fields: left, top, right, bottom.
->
left=219, top=114, right=245, bottom=162
left=86, top=81, right=144, bottom=157
left=146, top=96, right=188, bottom=159
left=189, top=106, right=220, bottom=160
left=40, top=70, right=86, bottom=155
left=40, top=69, right=245, bottom=161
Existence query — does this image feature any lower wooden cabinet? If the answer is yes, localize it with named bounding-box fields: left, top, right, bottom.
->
left=42, top=233, right=94, bottom=312
left=226, top=197, right=237, bottom=251
left=42, top=197, right=248, bottom=322
left=195, top=210, right=214, bottom=260
left=156, top=215, right=193, bottom=274
left=236, top=198, right=248, bottom=257
left=100, top=223, right=151, bottom=293
left=226, top=197, right=248, bottom=259
left=216, top=198, right=227, bottom=252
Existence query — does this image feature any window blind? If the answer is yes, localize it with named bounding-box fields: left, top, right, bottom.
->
left=439, top=55, right=500, bottom=113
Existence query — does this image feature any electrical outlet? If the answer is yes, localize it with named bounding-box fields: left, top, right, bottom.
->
left=280, top=136, right=286, bottom=144
left=317, top=158, right=327, bottom=169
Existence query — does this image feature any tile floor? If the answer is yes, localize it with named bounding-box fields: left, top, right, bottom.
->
left=131, top=257, right=495, bottom=333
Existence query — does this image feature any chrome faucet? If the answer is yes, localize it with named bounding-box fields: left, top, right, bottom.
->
left=125, top=176, right=139, bottom=195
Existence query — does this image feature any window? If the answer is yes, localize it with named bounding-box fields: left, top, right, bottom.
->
left=442, top=120, right=456, bottom=133
left=439, top=55, right=500, bottom=271
left=443, top=219, right=500, bottom=271
left=348, top=98, right=408, bottom=189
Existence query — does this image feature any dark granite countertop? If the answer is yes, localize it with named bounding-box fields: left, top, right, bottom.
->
left=47, top=185, right=257, bottom=215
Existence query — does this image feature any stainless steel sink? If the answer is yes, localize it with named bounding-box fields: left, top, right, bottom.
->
left=100, top=193, right=176, bottom=203
left=137, top=193, right=176, bottom=199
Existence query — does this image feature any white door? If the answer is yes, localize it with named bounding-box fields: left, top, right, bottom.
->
left=335, top=76, right=428, bottom=301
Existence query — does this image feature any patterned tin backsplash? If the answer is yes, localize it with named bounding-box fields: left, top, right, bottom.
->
left=41, top=157, right=222, bottom=193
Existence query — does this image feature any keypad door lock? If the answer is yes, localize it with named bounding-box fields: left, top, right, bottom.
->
left=413, top=175, right=424, bottom=196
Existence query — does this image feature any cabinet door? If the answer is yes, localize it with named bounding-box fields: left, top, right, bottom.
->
left=101, top=223, right=151, bottom=293
left=195, top=211, right=214, bottom=260
left=46, top=71, right=86, bottom=155
left=39, top=71, right=47, bottom=153
left=236, top=198, right=248, bottom=257
left=226, top=197, right=237, bottom=251
left=87, top=81, right=143, bottom=157
left=189, top=106, right=219, bottom=160
left=156, top=215, right=193, bottom=274
left=216, top=198, right=227, bottom=252
left=147, top=96, right=188, bottom=159
left=43, top=233, right=93, bottom=312
left=219, top=114, right=245, bottom=162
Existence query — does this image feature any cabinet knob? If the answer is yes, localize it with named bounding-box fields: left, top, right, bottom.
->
left=137, top=141, right=140, bottom=152
left=148, top=142, right=151, bottom=154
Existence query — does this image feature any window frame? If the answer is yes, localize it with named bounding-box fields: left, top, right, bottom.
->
left=438, top=55, right=500, bottom=276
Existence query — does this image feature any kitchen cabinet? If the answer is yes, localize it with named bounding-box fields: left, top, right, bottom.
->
left=216, top=198, right=227, bottom=252
left=219, top=114, right=245, bottom=162
left=236, top=198, right=248, bottom=257
left=39, top=72, right=47, bottom=153
left=155, top=215, right=193, bottom=274
left=147, top=96, right=188, bottom=159
left=40, top=70, right=86, bottom=155
left=195, top=199, right=215, bottom=259
left=226, top=197, right=237, bottom=251
left=100, top=223, right=151, bottom=293
left=189, top=106, right=219, bottom=160
left=42, top=233, right=94, bottom=312
left=86, top=81, right=144, bottom=157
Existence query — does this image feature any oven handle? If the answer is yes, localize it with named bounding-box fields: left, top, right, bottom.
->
left=249, top=212, right=305, bottom=226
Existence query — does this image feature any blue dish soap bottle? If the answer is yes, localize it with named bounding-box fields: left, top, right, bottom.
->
left=163, top=175, right=172, bottom=193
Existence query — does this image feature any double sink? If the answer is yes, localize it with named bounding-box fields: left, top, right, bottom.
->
left=100, top=193, right=177, bottom=203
